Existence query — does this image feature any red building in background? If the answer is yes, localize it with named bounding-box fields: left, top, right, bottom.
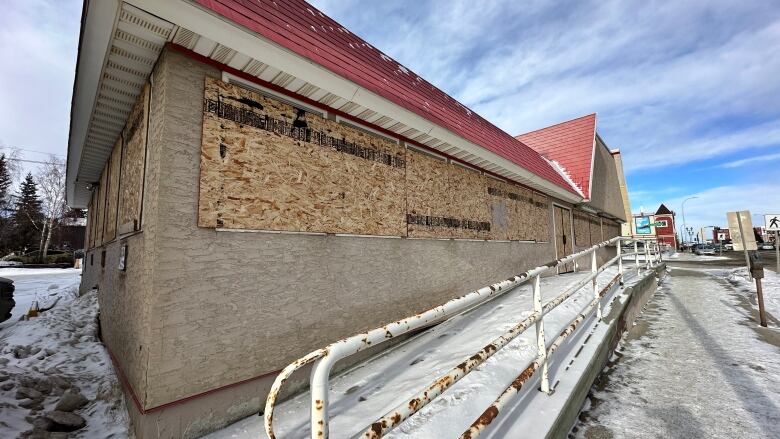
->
left=654, top=204, right=677, bottom=249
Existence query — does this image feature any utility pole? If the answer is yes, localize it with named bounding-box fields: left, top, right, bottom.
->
left=681, top=196, right=698, bottom=249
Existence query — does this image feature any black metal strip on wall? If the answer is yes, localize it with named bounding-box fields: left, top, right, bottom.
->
left=204, top=98, right=406, bottom=169
left=406, top=214, right=491, bottom=232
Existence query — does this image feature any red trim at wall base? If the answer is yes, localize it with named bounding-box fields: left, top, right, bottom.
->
left=104, top=342, right=281, bottom=415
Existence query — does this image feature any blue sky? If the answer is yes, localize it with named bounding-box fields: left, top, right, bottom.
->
left=1, top=0, right=779, bottom=234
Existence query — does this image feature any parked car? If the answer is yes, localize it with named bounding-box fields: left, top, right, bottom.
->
left=758, top=242, right=775, bottom=251
left=724, top=243, right=734, bottom=251
left=694, top=244, right=716, bottom=256
left=0, top=277, right=15, bottom=323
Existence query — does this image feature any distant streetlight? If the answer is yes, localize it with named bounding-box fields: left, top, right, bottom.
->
left=681, top=196, right=699, bottom=246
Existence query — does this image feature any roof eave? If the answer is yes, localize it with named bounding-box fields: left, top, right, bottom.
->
left=66, top=0, right=121, bottom=207
left=124, top=0, right=583, bottom=203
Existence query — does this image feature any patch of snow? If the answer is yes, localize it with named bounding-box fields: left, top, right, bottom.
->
left=545, top=159, right=584, bottom=198
left=0, top=283, right=131, bottom=437
left=0, top=268, right=82, bottom=330
left=380, top=53, right=392, bottom=62
left=713, top=267, right=780, bottom=322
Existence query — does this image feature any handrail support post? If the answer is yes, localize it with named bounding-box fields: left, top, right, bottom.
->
left=533, top=275, right=550, bottom=394
left=618, top=238, right=624, bottom=286
left=591, top=250, right=601, bottom=320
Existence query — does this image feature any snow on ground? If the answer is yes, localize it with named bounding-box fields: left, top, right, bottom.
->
left=0, top=268, right=83, bottom=331
left=665, top=251, right=730, bottom=261
left=714, top=267, right=780, bottom=323
left=0, top=272, right=131, bottom=438
left=574, top=268, right=780, bottom=438
left=207, top=264, right=637, bottom=439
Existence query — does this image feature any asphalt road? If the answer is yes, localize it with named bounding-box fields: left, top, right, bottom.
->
left=666, top=248, right=779, bottom=273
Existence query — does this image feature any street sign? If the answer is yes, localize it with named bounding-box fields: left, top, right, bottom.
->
left=765, top=214, right=780, bottom=231
left=727, top=211, right=757, bottom=251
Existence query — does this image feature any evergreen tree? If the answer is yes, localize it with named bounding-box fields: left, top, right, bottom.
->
left=12, top=173, right=44, bottom=253
left=0, top=154, right=10, bottom=209
left=0, top=154, right=11, bottom=253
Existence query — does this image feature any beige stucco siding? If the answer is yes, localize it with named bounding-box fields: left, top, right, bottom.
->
left=588, top=138, right=626, bottom=221
left=132, top=49, right=559, bottom=408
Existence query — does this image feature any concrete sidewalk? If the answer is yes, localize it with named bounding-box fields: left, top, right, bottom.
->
left=574, top=267, right=780, bottom=438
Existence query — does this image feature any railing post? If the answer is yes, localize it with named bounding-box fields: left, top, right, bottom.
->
left=618, top=238, right=624, bottom=286
left=592, top=250, right=601, bottom=320
left=310, top=360, right=332, bottom=439
left=645, top=242, right=651, bottom=269
left=634, top=241, right=639, bottom=275
left=533, top=275, right=550, bottom=394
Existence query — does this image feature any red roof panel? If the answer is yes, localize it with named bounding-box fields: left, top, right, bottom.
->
left=194, top=0, right=580, bottom=196
left=515, top=114, right=597, bottom=199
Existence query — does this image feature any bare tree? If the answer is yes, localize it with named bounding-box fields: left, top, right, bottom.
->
left=36, top=156, right=67, bottom=260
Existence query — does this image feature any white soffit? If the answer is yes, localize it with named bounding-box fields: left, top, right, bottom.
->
left=68, top=2, right=174, bottom=207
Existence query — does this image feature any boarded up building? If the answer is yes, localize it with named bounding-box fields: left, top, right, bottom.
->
left=66, top=2, right=627, bottom=437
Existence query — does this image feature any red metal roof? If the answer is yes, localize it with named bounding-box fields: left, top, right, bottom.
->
left=515, top=114, right=597, bottom=199
left=194, top=0, right=579, bottom=197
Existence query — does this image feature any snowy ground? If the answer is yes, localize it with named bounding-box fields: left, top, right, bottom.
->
left=716, top=267, right=780, bottom=323
left=0, top=268, right=83, bottom=330
left=665, top=251, right=730, bottom=261
left=0, top=269, right=131, bottom=438
left=574, top=267, right=780, bottom=438
left=207, top=264, right=638, bottom=439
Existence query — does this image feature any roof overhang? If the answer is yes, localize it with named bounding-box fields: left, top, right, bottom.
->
left=67, top=0, right=583, bottom=208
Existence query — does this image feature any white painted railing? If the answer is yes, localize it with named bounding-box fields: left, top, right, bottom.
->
left=263, top=236, right=661, bottom=439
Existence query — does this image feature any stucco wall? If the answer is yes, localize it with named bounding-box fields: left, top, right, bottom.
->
left=80, top=54, right=170, bottom=409
left=588, top=138, right=626, bottom=221
left=132, top=48, right=559, bottom=409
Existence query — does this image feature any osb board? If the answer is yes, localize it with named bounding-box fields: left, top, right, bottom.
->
left=486, top=180, right=538, bottom=241
left=588, top=215, right=602, bottom=245
left=119, top=83, right=149, bottom=232
left=95, top=167, right=108, bottom=246
left=104, top=139, right=122, bottom=242
left=200, top=77, right=407, bottom=236
left=444, top=164, right=491, bottom=240
left=405, top=151, right=451, bottom=238
left=532, top=192, right=550, bottom=242
left=573, top=211, right=590, bottom=246
left=603, top=219, right=620, bottom=240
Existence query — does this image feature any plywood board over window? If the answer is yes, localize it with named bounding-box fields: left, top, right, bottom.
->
left=573, top=211, right=590, bottom=247
left=200, top=77, right=407, bottom=236
left=588, top=215, right=602, bottom=245
left=532, top=192, right=550, bottom=242
left=118, top=83, right=149, bottom=235
left=104, top=139, right=122, bottom=242
left=95, top=167, right=108, bottom=246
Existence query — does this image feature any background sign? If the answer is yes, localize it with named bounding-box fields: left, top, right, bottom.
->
left=727, top=211, right=757, bottom=251
left=635, top=216, right=652, bottom=234
left=765, top=214, right=780, bottom=231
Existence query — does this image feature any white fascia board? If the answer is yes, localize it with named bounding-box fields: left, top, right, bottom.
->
left=66, top=0, right=121, bottom=206
left=126, top=0, right=582, bottom=204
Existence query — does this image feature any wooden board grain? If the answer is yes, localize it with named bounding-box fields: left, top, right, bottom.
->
left=200, top=77, right=407, bottom=235
left=588, top=215, right=602, bottom=245
left=119, top=84, right=149, bottom=233
left=198, top=78, right=554, bottom=242
left=573, top=210, right=590, bottom=247
left=104, top=139, right=122, bottom=242
left=95, top=167, right=107, bottom=246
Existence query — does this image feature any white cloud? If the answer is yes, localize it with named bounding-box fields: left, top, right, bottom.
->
left=718, top=151, right=780, bottom=169
left=311, top=0, right=780, bottom=173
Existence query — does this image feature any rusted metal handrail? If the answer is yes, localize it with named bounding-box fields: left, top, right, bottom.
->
left=264, top=236, right=660, bottom=439
left=460, top=242, right=659, bottom=438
